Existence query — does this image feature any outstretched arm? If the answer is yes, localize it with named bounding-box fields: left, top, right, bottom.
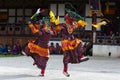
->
left=28, top=8, right=41, bottom=34
left=30, top=8, right=41, bottom=20
left=51, top=23, right=63, bottom=34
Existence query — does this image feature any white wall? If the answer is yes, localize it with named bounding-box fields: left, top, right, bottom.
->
left=93, top=45, right=120, bottom=57
left=50, top=4, right=65, bottom=23
left=48, top=41, right=61, bottom=47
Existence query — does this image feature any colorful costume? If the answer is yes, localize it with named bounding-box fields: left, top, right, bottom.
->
left=22, top=8, right=55, bottom=76
left=49, top=10, right=89, bottom=77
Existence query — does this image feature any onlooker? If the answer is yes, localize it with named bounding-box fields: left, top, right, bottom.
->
left=16, top=43, right=22, bottom=55
left=2, top=44, right=8, bottom=54
left=12, top=43, right=22, bottom=55
left=7, top=45, right=12, bottom=54
left=0, top=44, right=8, bottom=54
left=49, top=42, right=55, bottom=54
left=0, top=44, right=4, bottom=53
left=115, top=32, right=119, bottom=37
left=12, top=44, right=18, bottom=55
left=55, top=43, right=62, bottom=55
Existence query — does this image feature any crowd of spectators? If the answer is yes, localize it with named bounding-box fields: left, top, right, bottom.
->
left=0, top=43, right=22, bottom=55
left=96, top=31, right=120, bottom=45
left=49, top=42, right=63, bottom=55
left=0, top=42, right=63, bottom=55
left=0, top=31, right=119, bottom=56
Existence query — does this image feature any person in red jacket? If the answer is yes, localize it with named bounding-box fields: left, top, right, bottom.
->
left=55, top=43, right=62, bottom=55
left=49, top=42, right=55, bottom=54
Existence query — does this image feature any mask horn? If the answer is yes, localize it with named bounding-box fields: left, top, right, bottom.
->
left=49, top=11, right=55, bottom=22
left=55, top=16, right=60, bottom=25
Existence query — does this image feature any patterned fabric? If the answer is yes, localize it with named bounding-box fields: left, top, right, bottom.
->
left=59, top=23, right=85, bottom=64
left=63, top=43, right=84, bottom=64
left=28, top=41, right=49, bottom=58
left=31, top=54, right=49, bottom=69
left=28, top=23, right=39, bottom=33
left=24, top=21, right=54, bottom=69
left=61, top=38, right=82, bottom=51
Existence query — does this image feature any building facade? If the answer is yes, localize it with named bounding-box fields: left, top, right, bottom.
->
left=0, top=0, right=120, bottom=47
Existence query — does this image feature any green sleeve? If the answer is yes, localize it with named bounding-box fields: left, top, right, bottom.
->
left=30, top=13, right=39, bottom=20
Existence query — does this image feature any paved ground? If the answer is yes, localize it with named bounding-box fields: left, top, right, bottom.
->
left=0, top=55, right=120, bottom=80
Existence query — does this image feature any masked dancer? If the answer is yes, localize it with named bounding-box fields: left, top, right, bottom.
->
left=49, top=9, right=89, bottom=77
left=22, top=8, right=58, bottom=76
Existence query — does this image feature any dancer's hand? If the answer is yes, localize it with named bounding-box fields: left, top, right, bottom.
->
left=36, top=8, right=41, bottom=14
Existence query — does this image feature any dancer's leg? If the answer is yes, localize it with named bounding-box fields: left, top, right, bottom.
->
left=39, top=69, right=45, bottom=76
left=63, top=63, right=70, bottom=77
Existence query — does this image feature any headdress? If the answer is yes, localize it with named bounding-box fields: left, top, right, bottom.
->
left=35, top=9, right=51, bottom=29
left=65, top=2, right=87, bottom=27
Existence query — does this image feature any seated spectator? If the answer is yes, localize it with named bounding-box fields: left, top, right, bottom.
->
left=55, top=43, right=62, bottom=55
left=2, top=44, right=8, bottom=54
left=115, top=32, right=120, bottom=37
left=0, top=44, right=8, bottom=54
left=16, top=43, right=22, bottom=55
left=0, top=44, right=4, bottom=53
left=12, top=44, right=19, bottom=55
left=49, top=42, right=55, bottom=54
left=12, top=43, right=22, bottom=55
left=7, top=45, right=12, bottom=54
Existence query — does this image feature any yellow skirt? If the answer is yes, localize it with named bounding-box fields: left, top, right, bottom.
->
left=61, top=38, right=82, bottom=51
left=28, top=41, right=49, bottom=58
